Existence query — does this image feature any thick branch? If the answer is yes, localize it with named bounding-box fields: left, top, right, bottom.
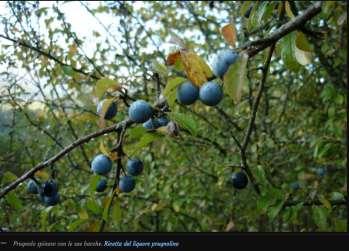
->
left=242, top=2, right=322, bottom=57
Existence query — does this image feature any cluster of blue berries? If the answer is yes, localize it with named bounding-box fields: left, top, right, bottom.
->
left=27, top=179, right=60, bottom=206
left=90, top=153, right=144, bottom=194
left=177, top=49, right=238, bottom=107
left=24, top=49, right=241, bottom=204
left=92, top=96, right=167, bottom=194
left=127, top=99, right=169, bottom=130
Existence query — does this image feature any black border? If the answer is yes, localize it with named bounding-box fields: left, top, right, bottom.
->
left=0, top=1, right=348, bottom=251
left=0, top=232, right=349, bottom=250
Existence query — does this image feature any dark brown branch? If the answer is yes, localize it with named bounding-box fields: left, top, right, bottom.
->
left=241, top=2, right=322, bottom=57
left=242, top=43, right=275, bottom=152
left=240, top=43, right=276, bottom=195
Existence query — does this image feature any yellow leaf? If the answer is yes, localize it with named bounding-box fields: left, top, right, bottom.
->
left=337, top=12, right=347, bottom=26
left=79, top=209, right=89, bottom=220
left=86, top=220, right=99, bottom=232
left=151, top=203, right=159, bottom=211
left=221, top=24, right=237, bottom=47
left=94, top=78, right=121, bottom=99
left=99, top=141, right=118, bottom=160
left=99, top=142, right=110, bottom=157
left=295, top=32, right=312, bottom=52
left=155, top=126, right=169, bottom=135
left=285, top=1, right=295, bottom=19
left=294, top=46, right=312, bottom=65
left=180, top=50, right=213, bottom=86
left=225, top=220, right=235, bottom=232
left=109, top=152, right=118, bottom=161
left=98, top=98, right=115, bottom=128
left=68, top=43, right=78, bottom=55
left=74, top=113, right=95, bottom=123
left=318, top=195, right=332, bottom=210
left=35, top=170, right=50, bottom=180
left=151, top=202, right=166, bottom=212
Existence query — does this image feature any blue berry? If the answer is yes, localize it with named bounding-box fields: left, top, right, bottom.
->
left=199, top=81, right=223, bottom=106
left=91, top=154, right=112, bottom=175
left=176, top=81, right=199, bottom=105
left=128, top=100, right=153, bottom=123
left=119, top=176, right=135, bottom=193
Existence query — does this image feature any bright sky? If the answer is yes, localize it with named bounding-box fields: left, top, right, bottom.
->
left=0, top=1, right=163, bottom=106
left=0, top=1, right=229, bottom=109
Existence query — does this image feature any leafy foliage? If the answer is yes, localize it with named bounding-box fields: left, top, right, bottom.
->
left=0, top=1, right=346, bottom=232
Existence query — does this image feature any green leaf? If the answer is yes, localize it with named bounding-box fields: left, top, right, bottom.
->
left=240, top=1, right=252, bottom=17
left=279, top=32, right=301, bottom=71
left=318, top=143, right=332, bottom=159
left=111, top=200, right=122, bottom=223
left=330, top=192, right=345, bottom=201
left=152, top=60, right=168, bottom=76
left=318, top=195, right=332, bottom=211
left=5, top=191, right=23, bottom=210
left=86, top=198, right=101, bottom=215
left=102, top=195, right=113, bottom=221
left=268, top=201, right=284, bottom=221
left=334, top=219, right=347, bottom=232
left=323, top=1, right=335, bottom=16
left=295, top=32, right=313, bottom=52
left=79, top=209, right=89, bottom=220
left=169, top=112, right=198, bottom=136
left=2, top=171, right=17, bottom=184
left=246, top=2, right=274, bottom=31
left=312, top=207, right=328, bottom=231
left=289, top=203, right=303, bottom=224
left=40, top=210, right=48, bottom=231
left=257, top=195, right=275, bottom=214
left=163, top=77, right=187, bottom=109
left=89, top=175, right=100, bottom=192
left=268, top=193, right=290, bottom=221
left=126, top=126, right=147, bottom=141
left=172, top=201, right=181, bottom=213
left=257, top=186, right=286, bottom=216
left=67, top=219, right=85, bottom=231
left=263, top=3, right=275, bottom=21
left=255, top=2, right=269, bottom=25
left=125, top=133, right=162, bottom=155
left=247, top=4, right=259, bottom=31
left=95, top=78, right=119, bottom=99
left=253, top=165, right=270, bottom=190
left=223, top=52, right=248, bottom=104
left=62, top=65, right=74, bottom=76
